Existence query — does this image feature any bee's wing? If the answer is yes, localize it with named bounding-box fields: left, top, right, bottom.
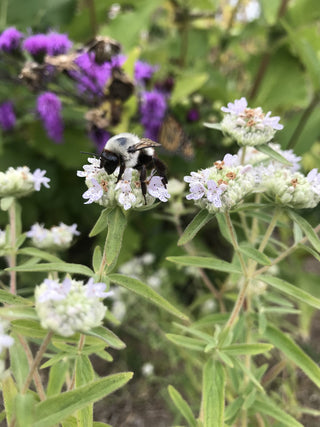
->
left=128, top=138, right=162, bottom=152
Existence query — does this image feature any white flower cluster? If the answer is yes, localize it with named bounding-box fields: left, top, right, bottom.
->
left=221, top=97, right=283, bottom=146
left=0, top=167, right=50, bottom=198
left=0, top=229, right=6, bottom=249
left=26, top=222, right=80, bottom=251
left=261, top=168, right=320, bottom=209
left=0, top=321, right=14, bottom=354
left=184, top=154, right=255, bottom=213
left=35, top=277, right=112, bottom=337
left=77, top=158, right=170, bottom=211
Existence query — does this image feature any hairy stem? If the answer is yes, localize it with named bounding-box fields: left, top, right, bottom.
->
left=68, top=334, right=86, bottom=391
left=9, top=202, right=17, bottom=295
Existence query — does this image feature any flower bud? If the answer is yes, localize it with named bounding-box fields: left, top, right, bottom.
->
left=0, top=166, right=50, bottom=198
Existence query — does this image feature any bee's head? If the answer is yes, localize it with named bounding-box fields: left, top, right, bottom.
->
left=100, top=150, right=119, bottom=174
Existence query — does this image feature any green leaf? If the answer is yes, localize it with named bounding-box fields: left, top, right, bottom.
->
left=178, top=209, right=213, bottom=246
left=258, top=275, right=320, bottom=309
left=254, top=395, right=303, bottom=427
left=34, top=372, right=133, bottom=427
left=122, top=47, right=141, bottom=79
left=222, top=343, right=273, bottom=356
left=168, top=385, right=197, bottom=427
left=287, top=210, right=320, bottom=252
left=9, top=335, right=30, bottom=391
left=92, top=246, right=102, bottom=273
left=89, top=208, right=113, bottom=238
left=238, top=244, right=271, bottom=266
left=47, top=361, right=69, bottom=397
left=216, top=213, right=232, bottom=243
left=8, top=262, right=94, bottom=277
left=202, top=359, right=225, bottom=427
left=203, top=122, right=222, bottom=131
left=166, top=256, right=241, bottom=274
left=84, top=326, right=126, bottom=350
left=298, top=244, right=320, bottom=262
left=265, top=325, right=320, bottom=387
left=104, top=208, right=127, bottom=273
left=2, top=375, right=17, bottom=425
left=109, top=274, right=188, bottom=321
left=75, top=355, right=95, bottom=427
left=0, top=306, right=38, bottom=320
left=15, top=393, right=36, bottom=427
left=18, top=247, right=62, bottom=263
left=0, top=196, right=14, bottom=211
left=256, top=144, right=293, bottom=166
left=0, top=289, right=32, bottom=305
left=166, top=334, right=205, bottom=352
left=171, top=72, right=208, bottom=105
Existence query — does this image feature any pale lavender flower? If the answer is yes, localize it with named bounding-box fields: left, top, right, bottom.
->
left=37, top=92, right=63, bottom=143
left=223, top=153, right=240, bottom=167
left=26, top=223, right=48, bottom=242
left=221, top=97, right=247, bottom=114
left=206, top=180, right=224, bottom=207
left=185, top=182, right=206, bottom=200
left=116, top=170, right=137, bottom=210
left=46, top=32, right=72, bottom=56
left=37, top=278, right=71, bottom=302
left=262, top=111, right=283, bottom=131
left=83, top=178, right=103, bottom=204
left=0, top=27, right=23, bottom=52
left=307, top=168, right=320, bottom=195
left=77, top=158, right=100, bottom=179
left=32, top=168, right=51, bottom=191
left=0, top=101, right=16, bottom=131
left=84, top=278, right=113, bottom=298
left=147, top=176, right=170, bottom=202
left=0, top=322, right=14, bottom=353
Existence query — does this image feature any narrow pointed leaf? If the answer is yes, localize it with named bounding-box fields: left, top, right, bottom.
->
left=15, top=393, right=36, bottom=427
left=75, top=355, right=95, bottom=427
left=9, top=334, right=30, bottom=391
left=92, top=246, right=102, bottom=273
left=256, top=144, right=292, bottom=166
left=216, top=213, right=232, bottom=243
left=287, top=210, right=320, bottom=252
left=18, top=247, right=62, bottom=263
left=89, top=208, right=113, bottom=237
left=109, top=273, right=188, bottom=321
left=105, top=208, right=127, bottom=273
left=259, top=275, right=320, bottom=309
left=47, top=361, right=69, bottom=397
left=0, top=290, right=31, bottom=305
left=255, top=395, right=303, bottom=427
left=2, top=375, right=17, bottom=425
left=202, top=359, right=225, bottom=427
left=34, top=372, right=133, bottom=427
left=7, top=262, right=94, bottom=277
left=168, top=385, right=197, bottom=427
left=166, top=334, right=205, bottom=352
left=222, top=343, right=273, bottom=356
left=178, top=210, right=213, bottom=246
left=84, top=326, right=126, bottom=349
left=239, top=244, right=271, bottom=266
left=167, top=256, right=241, bottom=274
left=203, top=122, right=222, bottom=131
left=265, top=325, right=320, bottom=387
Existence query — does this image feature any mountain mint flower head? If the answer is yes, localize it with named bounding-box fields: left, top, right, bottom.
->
left=0, top=166, right=50, bottom=198
left=27, top=222, right=80, bottom=251
left=0, top=101, right=16, bottom=131
left=184, top=154, right=255, bottom=213
left=260, top=168, right=320, bottom=209
left=221, top=97, right=283, bottom=146
left=35, top=277, right=112, bottom=337
left=37, top=92, right=63, bottom=143
left=0, top=27, right=23, bottom=52
left=77, top=157, right=170, bottom=211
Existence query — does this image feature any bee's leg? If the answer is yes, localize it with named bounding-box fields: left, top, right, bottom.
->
left=116, top=159, right=126, bottom=183
left=153, top=158, right=167, bottom=186
left=140, top=165, right=147, bottom=204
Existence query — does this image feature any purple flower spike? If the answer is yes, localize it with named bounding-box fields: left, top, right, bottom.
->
left=140, top=90, right=167, bottom=140
left=23, top=34, right=48, bottom=57
left=134, top=60, right=158, bottom=83
left=89, top=127, right=110, bottom=152
left=37, top=92, right=63, bottom=143
left=0, top=101, right=16, bottom=131
left=46, top=32, right=72, bottom=56
left=0, top=27, right=23, bottom=52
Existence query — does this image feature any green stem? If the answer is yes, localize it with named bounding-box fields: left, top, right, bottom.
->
left=22, top=331, right=53, bottom=394
left=258, top=209, right=280, bottom=253
left=287, top=94, right=319, bottom=149
left=68, top=334, right=86, bottom=391
left=0, top=0, right=8, bottom=29
left=224, top=211, right=247, bottom=274
left=85, top=0, right=97, bottom=38
left=9, top=202, right=16, bottom=295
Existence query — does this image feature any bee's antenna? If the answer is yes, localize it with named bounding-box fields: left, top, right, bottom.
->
left=80, top=151, right=100, bottom=158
